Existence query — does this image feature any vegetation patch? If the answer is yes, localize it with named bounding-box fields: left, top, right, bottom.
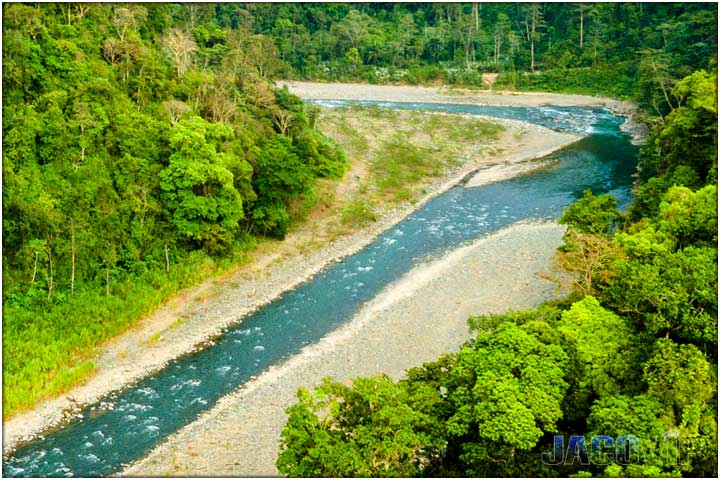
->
left=319, top=106, right=504, bottom=207
left=340, top=198, right=377, bottom=228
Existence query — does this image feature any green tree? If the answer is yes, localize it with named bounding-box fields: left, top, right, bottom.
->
left=277, top=375, right=446, bottom=477
left=557, top=296, right=641, bottom=401
left=250, top=135, right=313, bottom=238
left=159, top=116, right=245, bottom=252
left=559, top=189, right=621, bottom=236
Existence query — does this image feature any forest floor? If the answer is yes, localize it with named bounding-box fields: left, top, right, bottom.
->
left=4, top=92, right=580, bottom=454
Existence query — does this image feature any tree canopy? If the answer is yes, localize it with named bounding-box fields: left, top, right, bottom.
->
left=2, top=2, right=348, bottom=416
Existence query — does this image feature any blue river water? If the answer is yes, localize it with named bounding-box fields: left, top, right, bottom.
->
left=3, top=101, right=637, bottom=477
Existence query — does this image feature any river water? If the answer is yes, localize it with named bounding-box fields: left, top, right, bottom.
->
left=3, top=102, right=637, bottom=477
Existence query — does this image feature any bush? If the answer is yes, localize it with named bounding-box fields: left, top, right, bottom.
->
left=494, top=63, right=637, bottom=98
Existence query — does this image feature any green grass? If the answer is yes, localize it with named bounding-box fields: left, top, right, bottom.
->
left=45, top=360, right=96, bottom=398
left=340, top=198, right=378, bottom=228
left=330, top=117, right=369, bottom=154
left=444, top=118, right=505, bottom=143
left=146, top=332, right=162, bottom=347
left=2, top=244, right=255, bottom=418
left=323, top=106, right=505, bottom=205
left=371, top=136, right=440, bottom=202
left=170, top=317, right=187, bottom=329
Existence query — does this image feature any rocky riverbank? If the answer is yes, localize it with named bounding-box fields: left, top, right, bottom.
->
left=281, top=81, right=648, bottom=145
left=123, top=221, right=566, bottom=476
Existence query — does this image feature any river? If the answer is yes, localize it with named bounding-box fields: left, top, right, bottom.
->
left=3, top=102, right=637, bottom=477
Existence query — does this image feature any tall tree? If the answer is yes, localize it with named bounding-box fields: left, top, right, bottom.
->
left=525, top=3, right=544, bottom=71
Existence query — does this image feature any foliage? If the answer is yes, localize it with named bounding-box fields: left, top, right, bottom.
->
left=277, top=375, right=446, bottom=477
left=1, top=3, right=348, bottom=417
left=443, top=322, right=568, bottom=476
left=559, top=189, right=621, bottom=235
left=495, top=63, right=638, bottom=99
left=159, top=116, right=245, bottom=250
left=222, top=3, right=716, bottom=109
left=638, top=70, right=718, bottom=182
left=557, top=297, right=639, bottom=399
left=278, top=319, right=570, bottom=477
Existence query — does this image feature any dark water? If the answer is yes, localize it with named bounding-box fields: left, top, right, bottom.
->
left=3, top=102, right=637, bottom=477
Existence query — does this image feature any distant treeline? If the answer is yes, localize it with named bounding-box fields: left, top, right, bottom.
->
left=221, top=2, right=717, bottom=107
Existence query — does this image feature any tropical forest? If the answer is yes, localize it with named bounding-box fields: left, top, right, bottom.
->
left=2, top=2, right=717, bottom=478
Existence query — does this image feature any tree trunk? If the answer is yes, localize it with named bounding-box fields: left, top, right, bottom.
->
left=165, top=244, right=170, bottom=273
left=531, top=36, right=535, bottom=71
left=106, top=267, right=110, bottom=296
left=47, top=245, right=53, bottom=300
left=530, top=10, right=536, bottom=71
left=32, top=252, right=39, bottom=283
left=579, top=6, right=584, bottom=49
left=465, top=35, right=470, bottom=70
left=651, top=59, right=675, bottom=112
left=71, top=222, right=76, bottom=296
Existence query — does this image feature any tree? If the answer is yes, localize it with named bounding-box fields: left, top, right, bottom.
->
left=559, top=189, right=621, bottom=236
left=162, top=99, right=191, bottom=125
left=159, top=116, right=245, bottom=251
left=336, top=9, right=371, bottom=51
left=277, top=375, right=446, bottom=477
left=587, top=395, right=679, bottom=476
left=525, top=4, right=544, bottom=71
left=250, top=135, right=313, bottom=237
left=162, top=28, right=197, bottom=77
left=455, top=9, right=477, bottom=70
left=557, top=297, right=640, bottom=400
left=577, top=3, right=585, bottom=49
left=493, top=13, right=511, bottom=64
left=639, top=70, right=718, bottom=181
left=111, top=5, right=147, bottom=42
left=604, top=245, right=717, bottom=348
left=343, top=47, right=362, bottom=72
left=443, top=321, right=568, bottom=475
left=643, top=339, right=715, bottom=417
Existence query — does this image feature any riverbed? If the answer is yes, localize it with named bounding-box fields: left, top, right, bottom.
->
left=3, top=89, right=638, bottom=477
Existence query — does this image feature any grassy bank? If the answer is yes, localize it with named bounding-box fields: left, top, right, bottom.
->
left=3, top=245, right=256, bottom=417
left=317, top=105, right=504, bottom=233
left=493, top=63, right=638, bottom=99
